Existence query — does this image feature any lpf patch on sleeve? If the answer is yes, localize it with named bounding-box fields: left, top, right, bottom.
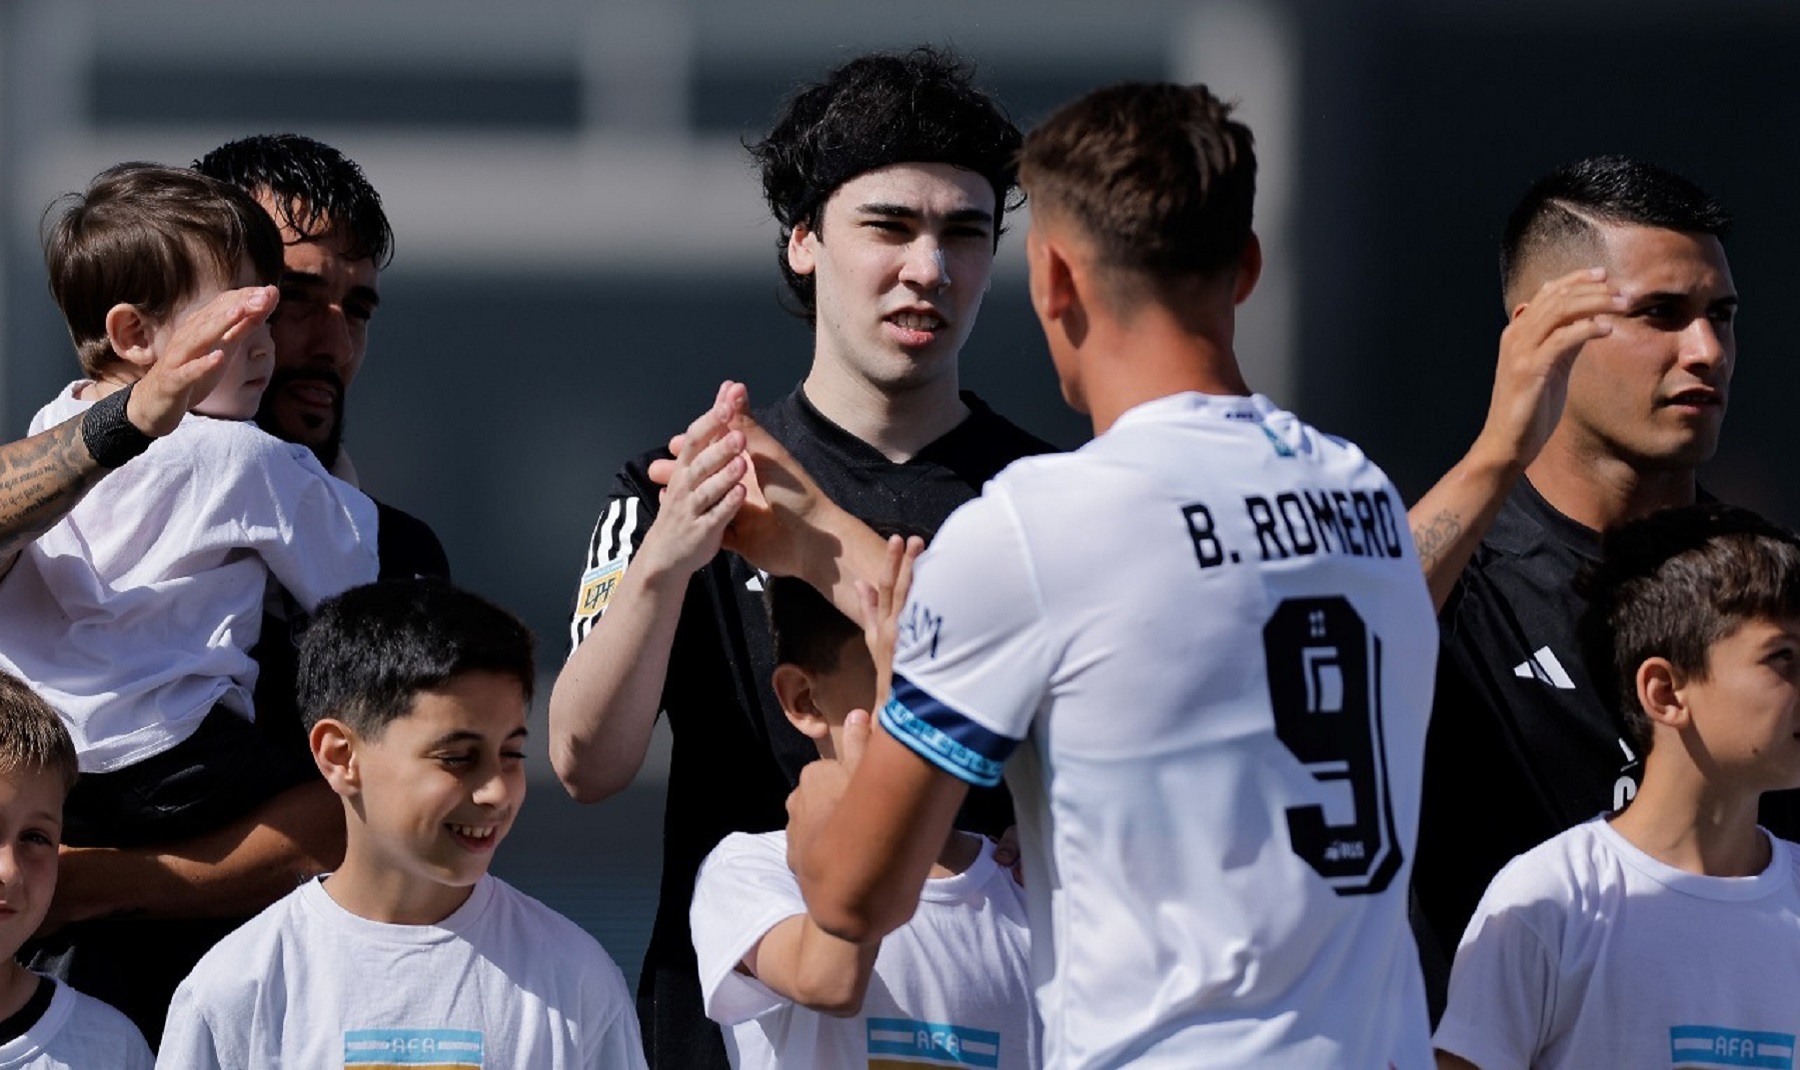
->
left=577, top=557, right=628, bottom=620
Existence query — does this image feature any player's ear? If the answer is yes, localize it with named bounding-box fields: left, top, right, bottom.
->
left=772, top=664, right=829, bottom=741
left=103, top=303, right=158, bottom=370
left=1027, top=224, right=1078, bottom=324
left=1231, top=232, right=1263, bottom=306
left=1636, top=657, right=1690, bottom=732
left=310, top=717, right=362, bottom=797
left=787, top=220, right=819, bottom=278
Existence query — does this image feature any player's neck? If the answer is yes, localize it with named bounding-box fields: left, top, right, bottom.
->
left=1082, top=316, right=1250, bottom=435
left=1524, top=438, right=1697, bottom=534
left=928, top=829, right=983, bottom=879
left=0, top=960, right=39, bottom=1025
left=1609, top=752, right=1767, bottom=878
left=325, top=832, right=479, bottom=926
left=802, top=359, right=968, bottom=463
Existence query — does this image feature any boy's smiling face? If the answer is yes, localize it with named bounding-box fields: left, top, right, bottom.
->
left=0, top=766, right=63, bottom=961
left=325, top=671, right=528, bottom=924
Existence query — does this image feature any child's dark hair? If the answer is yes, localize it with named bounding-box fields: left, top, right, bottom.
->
left=44, top=163, right=284, bottom=377
left=0, top=670, right=78, bottom=797
left=747, top=46, right=1022, bottom=322
left=195, top=133, right=395, bottom=268
left=1579, top=503, right=1800, bottom=752
left=766, top=577, right=862, bottom=675
left=766, top=526, right=929, bottom=674
left=299, top=580, right=535, bottom=738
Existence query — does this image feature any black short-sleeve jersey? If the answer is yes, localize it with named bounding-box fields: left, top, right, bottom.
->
left=567, top=387, right=1053, bottom=1069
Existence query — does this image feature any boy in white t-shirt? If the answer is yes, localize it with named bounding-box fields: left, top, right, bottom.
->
left=0, top=671, right=151, bottom=1069
left=0, top=163, right=378, bottom=842
left=690, top=555, right=1035, bottom=1070
left=1435, top=503, right=1800, bottom=1070
left=159, top=579, right=646, bottom=1068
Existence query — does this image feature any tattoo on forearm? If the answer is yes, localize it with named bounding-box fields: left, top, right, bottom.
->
left=1411, top=509, right=1463, bottom=573
left=0, top=417, right=104, bottom=560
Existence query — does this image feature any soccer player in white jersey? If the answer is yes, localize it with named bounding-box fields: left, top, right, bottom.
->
left=688, top=82, right=1441, bottom=1068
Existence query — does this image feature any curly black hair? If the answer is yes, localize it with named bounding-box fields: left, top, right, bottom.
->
left=747, top=46, right=1022, bottom=321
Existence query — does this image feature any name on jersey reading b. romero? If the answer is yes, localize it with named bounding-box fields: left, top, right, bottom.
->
left=1182, top=487, right=1405, bottom=567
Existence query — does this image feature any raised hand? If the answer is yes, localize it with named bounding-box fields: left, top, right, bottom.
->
left=1476, top=267, right=1625, bottom=469
left=674, top=381, right=842, bottom=581
left=856, top=534, right=924, bottom=700
left=786, top=707, right=871, bottom=877
left=1408, top=267, right=1626, bottom=608
left=636, top=381, right=748, bottom=578
left=127, top=286, right=277, bottom=437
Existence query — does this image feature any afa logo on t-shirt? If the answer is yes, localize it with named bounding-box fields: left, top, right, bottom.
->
left=1670, top=1025, right=1795, bottom=1069
left=344, top=1028, right=484, bottom=1069
left=867, top=1017, right=1001, bottom=1069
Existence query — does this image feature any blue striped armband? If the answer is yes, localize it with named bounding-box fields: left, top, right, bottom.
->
left=879, top=675, right=1017, bottom=788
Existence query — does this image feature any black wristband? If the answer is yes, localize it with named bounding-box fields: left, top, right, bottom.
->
left=81, top=383, right=156, bottom=468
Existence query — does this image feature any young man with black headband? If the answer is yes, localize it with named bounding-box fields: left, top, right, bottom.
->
left=549, top=47, right=1049, bottom=1067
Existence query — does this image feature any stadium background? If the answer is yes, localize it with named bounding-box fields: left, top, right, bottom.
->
left=1, top=0, right=1795, bottom=988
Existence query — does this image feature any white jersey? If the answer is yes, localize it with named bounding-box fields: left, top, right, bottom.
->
left=0, top=383, right=378, bottom=771
left=0, top=978, right=152, bottom=1070
left=158, top=875, right=646, bottom=1069
left=884, top=392, right=1436, bottom=1069
left=1435, top=817, right=1800, bottom=1070
left=692, top=830, right=1036, bottom=1070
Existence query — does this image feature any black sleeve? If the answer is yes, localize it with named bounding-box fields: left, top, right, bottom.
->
left=375, top=501, right=451, bottom=581
left=565, top=450, right=665, bottom=655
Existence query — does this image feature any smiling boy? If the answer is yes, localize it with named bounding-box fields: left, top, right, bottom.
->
left=1434, top=503, right=1800, bottom=1069
left=0, top=671, right=151, bottom=1068
left=160, top=580, right=645, bottom=1068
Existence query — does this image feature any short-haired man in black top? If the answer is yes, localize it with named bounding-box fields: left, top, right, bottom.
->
left=549, top=47, right=1050, bottom=1068
left=195, top=133, right=450, bottom=584
left=1401, top=156, right=1785, bottom=1015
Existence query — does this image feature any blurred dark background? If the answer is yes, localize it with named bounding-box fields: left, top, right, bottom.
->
left=3, top=0, right=1794, bottom=986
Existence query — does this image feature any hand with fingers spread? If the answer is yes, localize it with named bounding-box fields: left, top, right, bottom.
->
left=856, top=533, right=925, bottom=707
left=637, top=382, right=750, bottom=579
left=1474, top=266, right=1625, bottom=471
left=128, top=285, right=278, bottom=438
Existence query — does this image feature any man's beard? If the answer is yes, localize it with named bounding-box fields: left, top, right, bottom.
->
left=256, top=368, right=346, bottom=470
